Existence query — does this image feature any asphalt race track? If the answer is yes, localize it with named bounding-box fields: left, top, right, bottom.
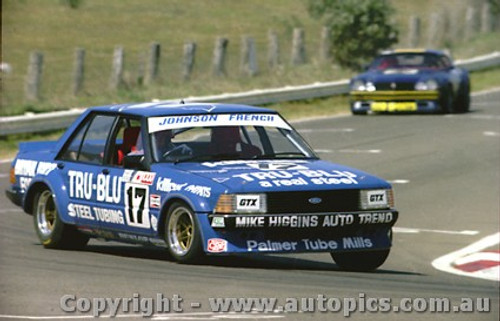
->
left=0, top=90, right=499, bottom=320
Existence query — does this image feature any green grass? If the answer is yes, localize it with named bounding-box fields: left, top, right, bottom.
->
left=2, top=0, right=499, bottom=116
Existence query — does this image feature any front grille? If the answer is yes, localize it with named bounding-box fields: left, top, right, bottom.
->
left=375, top=82, right=415, bottom=91
left=266, top=190, right=360, bottom=214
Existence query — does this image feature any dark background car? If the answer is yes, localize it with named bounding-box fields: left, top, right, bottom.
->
left=349, top=49, right=470, bottom=114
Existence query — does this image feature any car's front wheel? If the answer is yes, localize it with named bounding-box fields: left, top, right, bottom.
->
left=165, top=202, right=204, bottom=263
left=441, top=87, right=455, bottom=114
left=331, top=249, right=390, bottom=272
left=33, top=188, right=89, bottom=249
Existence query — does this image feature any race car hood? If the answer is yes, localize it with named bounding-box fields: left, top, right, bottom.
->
left=167, top=159, right=391, bottom=193
left=355, top=68, right=445, bottom=84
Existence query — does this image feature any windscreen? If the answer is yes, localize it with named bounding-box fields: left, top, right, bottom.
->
left=147, top=114, right=317, bottom=163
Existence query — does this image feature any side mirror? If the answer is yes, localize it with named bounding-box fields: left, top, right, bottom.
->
left=123, top=153, right=147, bottom=170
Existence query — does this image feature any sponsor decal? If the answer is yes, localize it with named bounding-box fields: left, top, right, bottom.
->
left=246, top=161, right=308, bottom=171
left=131, top=171, right=156, bottom=185
left=201, top=159, right=308, bottom=169
left=231, top=212, right=395, bottom=228
left=68, top=170, right=123, bottom=204
left=150, top=194, right=161, bottom=209
left=124, top=183, right=151, bottom=229
left=184, top=185, right=211, bottom=198
left=151, top=215, right=158, bottom=232
left=14, top=159, right=38, bottom=177
left=211, top=216, right=225, bottom=228
left=19, top=177, right=32, bottom=191
left=246, top=237, right=373, bottom=252
left=36, top=162, right=57, bottom=175
left=236, top=195, right=260, bottom=211
left=233, top=169, right=359, bottom=188
left=367, top=190, right=387, bottom=206
left=148, top=114, right=291, bottom=133
left=117, top=233, right=164, bottom=245
left=14, top=159, right=57, bottom=178
left=67, top=203, right=125, bottom=225
left=207, top=238, right=228, bottom=253
left=342, top=236, right=373, bottom=249
left=156, top=177, right=187, bottom=193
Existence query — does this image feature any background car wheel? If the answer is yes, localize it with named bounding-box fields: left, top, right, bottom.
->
left=455, top=82, right=470, bottom=113
left=441, top=87, right=455, bottom=114
left=331, top=249, right=390, bottom=272
left=351, top=110, right=367, bottom=115
left=165, top=202, right=203, bottom=263
left=33, top=188, right=89, bottom=249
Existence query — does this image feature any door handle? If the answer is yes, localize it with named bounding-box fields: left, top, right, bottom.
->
left=102, top=169, right=110, bottom=175
left=57, top=162, right=64, bottom=169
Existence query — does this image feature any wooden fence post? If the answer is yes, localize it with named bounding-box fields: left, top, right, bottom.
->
left=145, top=42, right=161, bottom=85
left=109, top=46, right=124, bottom=90
left=408, top=16, right=421, bottom=47
left=25, top=51, right=44, bottom=102
left=182, top=42, right=197, bottom=81
left=427, top=12, right=441, bottom=47
left=320, top=26, right=331, bottom=62
left=291, top=28, right=306, bottom=65
left=213, top=37, right=229, bottom=76
left=267, top=30, right=280, bottom=69
left=481, top=2, right=494, bottom=33
left=465, top=6, right=479, bottom=40
left=240, top=36, right=258, bottom=76
left=136, top=51, right=146, bottom=86
left=72, top=48, right=85, bottom=95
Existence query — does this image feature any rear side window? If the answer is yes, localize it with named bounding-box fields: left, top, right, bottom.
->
left=60, top=114, right=116, bottom=164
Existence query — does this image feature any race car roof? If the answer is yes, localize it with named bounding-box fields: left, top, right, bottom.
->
left=88, top=102, right=275, bottom=117
left=380, top=48, right=448, bottom=56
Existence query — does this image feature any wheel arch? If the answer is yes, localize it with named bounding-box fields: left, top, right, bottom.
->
left=158, top=196, right=197, bottom=239
left=24, top=181, right=51, bottom=215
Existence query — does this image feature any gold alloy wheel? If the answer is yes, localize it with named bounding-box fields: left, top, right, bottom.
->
left=167, top=206, right=194, bottom=256
left=36, top=190, right=57, bottom=237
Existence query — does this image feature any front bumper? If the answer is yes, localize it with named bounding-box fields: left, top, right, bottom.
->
left=351, top=100, right=440, bottom=113
left=5, top=188, right=23, bottom=207
left=199, top=210, right=398, bottom=255
left=350, top=90, right=441, bottom=113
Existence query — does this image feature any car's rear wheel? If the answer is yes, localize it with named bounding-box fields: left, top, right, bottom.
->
left=331, top=249, right=390, bottom=271
left=33, top=188, right=89, bottom=249
left=165, top=202, right=203, bottom=263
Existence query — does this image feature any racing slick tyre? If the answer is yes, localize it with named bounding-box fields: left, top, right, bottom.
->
left=331, top=249, right=390, bottom=272
left=441, top=87, right=455, bottom=114
left=455, top=82, right=470, bottom=113
left=165, top=202, right=204, bottom=264
left=33, top=188, right=89, bottom=249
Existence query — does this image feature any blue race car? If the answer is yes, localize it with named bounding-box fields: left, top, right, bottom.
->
left=350, top=49, right=470, bottom=114
left=6, top=102, right=398, bottom=271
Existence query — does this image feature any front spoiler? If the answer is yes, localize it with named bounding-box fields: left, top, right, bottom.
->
left=198, top=211, right=397, bottom=255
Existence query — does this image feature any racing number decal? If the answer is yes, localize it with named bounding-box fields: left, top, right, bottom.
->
left=124, top=183, right=151, bottom=229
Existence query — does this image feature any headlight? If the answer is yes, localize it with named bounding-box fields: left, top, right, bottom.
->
left=215, top=194, right=267, bottom=214
left=351, top=80, right=366, bottom=91
left=360, top=189, right=394, bottom=210
left=365, top=82, right=376, bottom=92
left=415, top=79, right=438, bottom=91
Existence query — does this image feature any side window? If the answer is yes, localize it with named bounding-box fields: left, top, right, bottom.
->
left=108, top=117, right=143, bottom=166
left=60, top=121, right=90, bottom=161
left=60, top=114, right=116, bottom=164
